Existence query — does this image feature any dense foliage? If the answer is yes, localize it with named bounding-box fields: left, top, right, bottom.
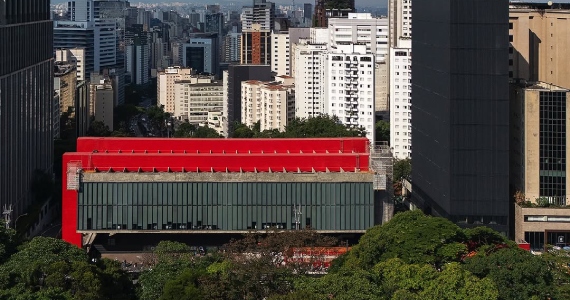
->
left=232, top=115, right=366, bottom=138
left=0, top=231, right=136, bottom=300
left=2, top=211, right=568, bottom=299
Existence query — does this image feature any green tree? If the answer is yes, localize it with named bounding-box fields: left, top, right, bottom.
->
left=393, top=158, right=411, bottom=181
left=340, top=210, right=467, bottom=270
left=232, top=122, right=255, bottom=138
left=375, top=120, right=390, bottom=143
left=87, top=120, right=111, bottom=137
left=282, top=115, right=365, bottom=138
left=146, top=105, right=171, bottom=134
left=0, top=227, right=18, bottom=264
left=173, top=122, right=197, bottom=138
left=160, top=268, right=205, bottom=300
left=462, top=247, right=554, bottom=300
left=294, top=268, right=381, bottom=300
left=193, top=126, right=222, bottom=138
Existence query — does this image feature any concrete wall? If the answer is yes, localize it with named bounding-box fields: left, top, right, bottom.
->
left=515, top=204, right=570, bottom=243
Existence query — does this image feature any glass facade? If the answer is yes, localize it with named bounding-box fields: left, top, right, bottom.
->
left=77, top=182, right=374, bottom=232
left=539, top=91, right=567, bottom=205
left=0, top=1, right=54, bottom=216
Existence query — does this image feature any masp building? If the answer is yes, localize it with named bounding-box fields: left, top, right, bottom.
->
left=62, top=138, right=378, bottom=248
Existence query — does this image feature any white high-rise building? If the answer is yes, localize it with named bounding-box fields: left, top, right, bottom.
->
left=388, top=0, right=412, bottom=158
left=324, top=44, right=376, bottom=142
left=328, top=13, right=389, bottom=63
left=389, top=39, right=412, bottom=159
left=157, top=67, right=193, bottom=113
left=241, top=80, right=295, bottom=132
left=241, top=0, right=275, bottom=31
left=271, top=32, right=291, bottom=76
left=293, top=38, right=327, bottom=120
left=126, top=42, right=150, bottom=85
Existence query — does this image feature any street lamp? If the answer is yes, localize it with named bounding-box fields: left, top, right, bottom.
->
left=14, top=213, right=27, bottom=231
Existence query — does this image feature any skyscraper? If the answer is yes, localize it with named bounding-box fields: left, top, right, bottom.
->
left=0, top=0, right=54, bottom=216
left=411, top=0, right=510, bottom=235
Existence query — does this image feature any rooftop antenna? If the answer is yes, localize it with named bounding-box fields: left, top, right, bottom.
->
left=293, top=203, right=302, bottom=230
left=2, top=204, right=12, bottom=229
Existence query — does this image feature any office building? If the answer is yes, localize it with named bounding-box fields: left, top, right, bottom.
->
left=510, top=81, right=570, bottom=249
left=157, top=67, right=194, bottom=114
left=125, top=35, right=150, bottom=85
left=54, top=19, right=117, bottom=79
left=173, top=77, right=223, bottom=123
left=0, top=0, right=54, bottom=216
left=241, top=80, right=295, bottom=131
left=324, top=44, right=376, bottom=142
left=389, top=40, right=412, bottom=159
left=509, top=3, right=570, bottom=88
left=411, top=0, right=510, bottom=235
left=293, top=39, right=327, bottom=120
left=183, top=35, right=220, bottom=75
left=241, top=24, right=271, bottom=65
left=304, top=3, right=313, bottom=21
left=223, top=64, right=272, bottom=136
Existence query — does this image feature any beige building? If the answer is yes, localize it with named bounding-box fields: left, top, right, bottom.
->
left=510, top=81, right=570, bottom=249
left=174, top=76, right=223, bottom=124
left=54, top=62, right=77, bottom=116
left=509, top=5, right=570, bottom=87
left=55, top=48, right=86, bottom=81
left=157, top=67, right=193, bottom=113
left=91, top=81, right=115, bottom=131
left=241, top=80, right=295, bottom=132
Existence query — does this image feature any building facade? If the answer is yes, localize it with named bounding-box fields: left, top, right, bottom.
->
left=510, top=82, right=570, bottom=249
left=509, top=4, right=570, bottom=88
left=0, top=0, right=54, bottom=216
left=158, top=67, right=193, bottom=114
left=241, top=24, right=271, bottom=65
left=293, top=39, right=327, bottom=120
left=388, top=0, right=412, bottom=47
left=174, top=79, right=223, bottom=123
left=271, top=32, right=291, bottom=76
left=324, top=44, right=376, bottom=143
left=62, top=137, right=373, bottom=248
left=54, top=62, right=78, bottom=116
left=389, top=40, right=412, bottom=159
left=241, top=80, right=295, bottom=131
left=91, top=80, right=114, bottom=131
left=411, top=0, right=510, bottom=235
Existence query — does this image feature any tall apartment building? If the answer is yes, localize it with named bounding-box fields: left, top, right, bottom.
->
left=241, top=80, right=295, bottom=131
left=271, top=32, right=291, bottom=76
left=388, top=0, right=412, bottom=47
left=412, top=0, right=510, bottom=235
left=241, top=24, right=271, bottom=65
left=510, top=81, right=570, bottom=249
left=223, top=31, right=241, bottom=63
left=328, top=13, right=389, bottom=63
left=157, top=67, right=193, bottom=113
left=509, top=4, right=570, bottom=88
left=389, top=40, right=412, bottom=159
left=174, top=77, right=223, bottom=123
left=126, top=38, right=150, bottom=85
left=0, top=0, right=54, bottom=215
left=324, top=44, right=376, bottom=142
left=91, top=79, right=114, bottom=131
left=293, top=39, right=327, bottom=120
